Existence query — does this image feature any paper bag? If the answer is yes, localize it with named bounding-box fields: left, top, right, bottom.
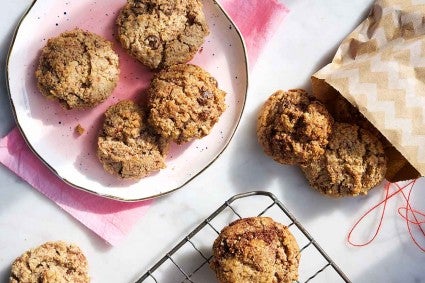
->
left=312, top=0, right=425, bottom=182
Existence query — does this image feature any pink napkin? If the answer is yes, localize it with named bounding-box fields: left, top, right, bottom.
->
left=0, top=0, right=288, bottom=246
left=220, top=0, right=288, bottom=67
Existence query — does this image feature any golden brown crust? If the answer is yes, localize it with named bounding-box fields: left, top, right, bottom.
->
left=9, top=241, right=89, bottom=283
left=35, top=29, right=119, bottom=109
left=147, top=64, right=226, bottom=144
left=257, top=89, right=333, bottom=165
left=210, top=217, right=300, bottom=283
left=97, top=100, right=169, bottom=179
left=116, top=0, right=209, bottom=69
left=301, top=122, right=387, bottom=197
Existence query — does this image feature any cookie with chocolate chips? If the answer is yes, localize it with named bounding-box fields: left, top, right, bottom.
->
left=301, top=122, right=387, bottom=197
left=9, top=241, right=89, bottom=283
left=116, top=0, right=209, bottom=69
left=147, top=64, right=226, bottom=144
left=257, top=89, right=333, bottom=165
left=210, top=217, right=300, bottom=283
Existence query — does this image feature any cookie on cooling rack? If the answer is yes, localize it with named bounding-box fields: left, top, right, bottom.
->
left=257, top=89, right=333, bottom=165
left=35, top=29, right=119, bottom=109
left=210, top=217, right=300, bottom=283
left=116, top=0, right=209, bottom=69
left=97, top=100, right=169, bottom=179
left=147, top=64, right=226, bottom=144
left=301, top=122, right=387, bottom=197
left=9, top=241, right=89, bottom=283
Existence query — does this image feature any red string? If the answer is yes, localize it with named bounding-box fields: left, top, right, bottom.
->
left=347, top=180, right=425, bottom=251
left=396, top=181, right=425, bottom=252
left=347, top=182, right=391, bottom=247
left=398, top=206, right=425, bottom=224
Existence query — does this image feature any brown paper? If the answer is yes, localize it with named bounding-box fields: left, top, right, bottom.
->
left=312, top=0, right=425, bottom=182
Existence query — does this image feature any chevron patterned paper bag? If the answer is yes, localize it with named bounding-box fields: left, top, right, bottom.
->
left=312, top=0, right=425, bottom=182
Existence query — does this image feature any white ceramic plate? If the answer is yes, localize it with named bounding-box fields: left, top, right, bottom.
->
left=6, top=0, right=248, bottom=201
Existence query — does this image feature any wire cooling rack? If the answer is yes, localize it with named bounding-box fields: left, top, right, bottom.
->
left=135, top=191, right=351, bottom=283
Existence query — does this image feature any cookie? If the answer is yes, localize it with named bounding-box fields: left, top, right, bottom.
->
left=97, top=100, right=169, bottom=179
left=301, top=122, right=387, bottom=197
left=210, top=217, right=300, bottom=283
left=332, top=96, right=389, bottom=144
left=9, top=241, right=89, bottom=283
left=257, top=89, right=333, bottom=165
left=147, top=64, right=226, bottom=143
left=116, top=0, right=209, bottom=69
left=35, top=29, right=119, bottom=109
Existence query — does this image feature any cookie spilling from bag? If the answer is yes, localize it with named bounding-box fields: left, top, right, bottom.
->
left=210, top=217, right=300, bottom=283
left=35, top=29, right=119, bottom=109
left=257, top=89, right=387, bottom=197
left=311, top=81, right=421, bottom=182
left=301, top=122, right=386, bottom=197
left=116, top=0, right=209, bottom=70
left=310, top=0, right=425, bottom=182
left=9, top=241, right=89, bottom=283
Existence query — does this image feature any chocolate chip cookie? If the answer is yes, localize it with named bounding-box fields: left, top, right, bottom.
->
left=97, top=100, right=169, bottom=179
left=301, top=122, right=387, bottom=197
left=35, top=29, right=119, bottom=109
left=257, top=89, right=333, bottom=165
left=9, top=241, right=89, bottom=283
left=116, top=0, right=209, bottom=69
left=210, top=217, right=300, bottom=283
left=147, top=64, right=226, bottom=144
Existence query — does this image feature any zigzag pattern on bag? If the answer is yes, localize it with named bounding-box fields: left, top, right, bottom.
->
left=314, top=0, right=425, bottom=176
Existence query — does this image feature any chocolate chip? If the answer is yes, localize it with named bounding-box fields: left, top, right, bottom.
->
left=187, top=13, right=196, bottom=25
left=146, top=35, right=160, bottom=50
left=81, top=81, right=91, bottom=88
left=197, top=89, right=214, bottom=106
left=145, top=2, right=155, bottom=12
left=197, top=97, right=207, bottom=105
left=199, top=110, right=210, bottom=121
left=42, top=61, right=53, bottom=73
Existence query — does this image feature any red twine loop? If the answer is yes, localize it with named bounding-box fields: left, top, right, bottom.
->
left=347, top=180, right=425, bottom=251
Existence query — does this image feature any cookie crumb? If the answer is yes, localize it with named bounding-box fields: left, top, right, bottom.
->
left=75, top=124, right=85, bottom=135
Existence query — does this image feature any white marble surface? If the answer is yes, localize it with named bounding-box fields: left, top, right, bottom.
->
left=1, top=1, right=424, bottom=282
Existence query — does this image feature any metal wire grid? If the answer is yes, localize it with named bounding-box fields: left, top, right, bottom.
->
left=135, top=191, right=351, bottom=283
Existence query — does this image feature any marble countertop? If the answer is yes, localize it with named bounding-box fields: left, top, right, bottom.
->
left=1, top=0, right=424, bottom=282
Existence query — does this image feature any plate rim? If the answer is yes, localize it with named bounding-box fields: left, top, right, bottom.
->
left=5, top=0, right=249, bottom=202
